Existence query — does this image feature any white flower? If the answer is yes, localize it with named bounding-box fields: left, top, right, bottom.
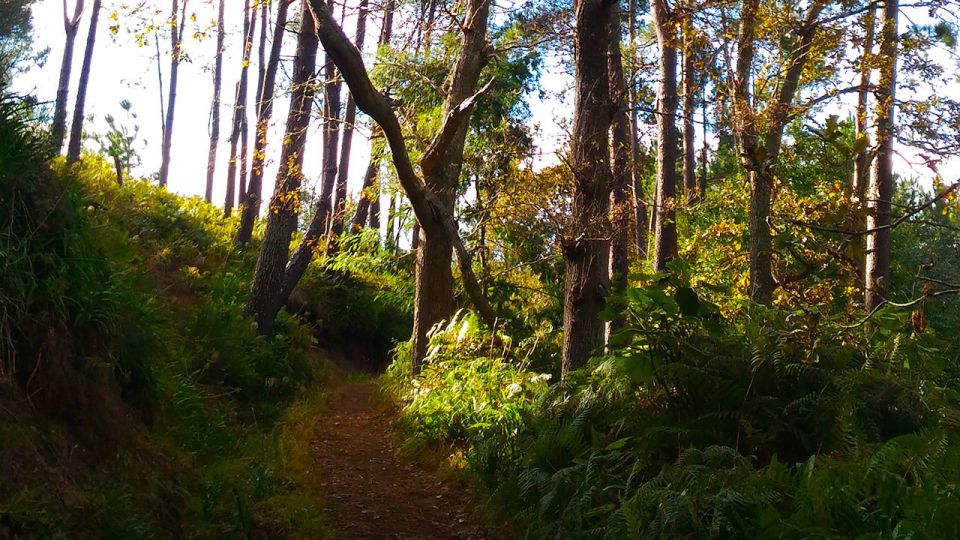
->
left=506, top=383, right=522, bottom=398
left=531, top=373, right=553, bottom=383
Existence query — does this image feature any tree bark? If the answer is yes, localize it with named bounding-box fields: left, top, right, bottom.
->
left=607, top=5, right=630, bottom=341
left=236, top=0, right=291, bottom=245
left=329, top=0, right=371, bottom=242
left=51, top=0, right=84, bottom=154
left=65, top=0, right=101, bottom=164
left=562, top=0, right=615, bottom=375
left=851, top=3, right=877, bottom=286
left=159, top=0, right=189, bottom=187
left=204, top=0, right=225, bottom=203
left=224, top=0, right=256, bottom=216
left=628, top=0, right=647, bottom=257
left=651, top=0, right=679, bottom=272
left=245, top=1, right=319, bottom=334
left=865, top=0, right=898, bottom=311
left=681, top=9, right=697, bottom=203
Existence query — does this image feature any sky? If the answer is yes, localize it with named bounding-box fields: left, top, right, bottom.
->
left=13, top=0, right=956, bottom=216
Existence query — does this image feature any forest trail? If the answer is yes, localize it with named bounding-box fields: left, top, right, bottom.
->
left=311, top=381, right=485, bottom=539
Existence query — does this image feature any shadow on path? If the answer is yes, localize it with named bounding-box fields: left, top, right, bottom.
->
left=311, top=382, right=484, bottom=539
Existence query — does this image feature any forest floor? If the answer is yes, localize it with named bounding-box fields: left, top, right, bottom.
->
left=311, top=381, right=485, bottom=539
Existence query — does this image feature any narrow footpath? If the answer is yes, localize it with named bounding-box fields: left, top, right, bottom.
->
left=311, top=382, right=484, bottom=539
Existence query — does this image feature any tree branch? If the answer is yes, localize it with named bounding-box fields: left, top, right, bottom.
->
left=306, top=0, right=502, bottom=326
left=420, top=76, right=495, bottom=177
left=790, top=179, right=960, bottom=236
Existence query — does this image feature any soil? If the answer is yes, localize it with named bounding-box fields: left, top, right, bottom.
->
left=311, top=382, right=485, bottom=539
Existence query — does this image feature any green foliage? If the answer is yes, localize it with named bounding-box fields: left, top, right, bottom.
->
left=383, top=311, right=549, bottom=450
left=384, top=267, right=960, bottom=538
left=296, top=230, right=414, bottom=365
left=0, top=127, right=331, bottom=538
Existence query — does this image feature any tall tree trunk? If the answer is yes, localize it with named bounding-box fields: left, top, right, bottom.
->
left=865, top=0, right=898, bottom=311
left=159, top=0, right=189, bottom=187
left=237, top=0, right=292, bottom=245
left=385, top=194, right=396, bottom=249
left=699, top=80, right=708, bottom=198
left=681, top=10, right=697, bottom=203
left=282, top=14, right=342, bottom=291
left=651, top=0, right=679, bottom=272
left=408, top=0, right=492, bottom=373
left=255, top=0, right=268, bottom=106
left=369, top=181, right=381, bottom=230
left=51, top=0, right=84, bottom=154
left=351, top=4, right=394, bottom=233
left=305, top=0, right=499, bottom=363
left=738, top=0, right=826, bottom=304
left=628, top=0, right=647, bottom=257
left=238, top=0, right=267, bottom=206
left=562, top=0, right=614, bottom=375
left=204, top=0, right=225, bottom=203
left=350, top=128, right=383, bottom=230
left=852, top=4, right=877, bottom=286
left=245, top=1, right=319, bottom=334
left=329, top=0, right=371, bottom=242
left=607, top=5, right=630, bottom=341
left=224, top=0, right=255, bottom=216
left=410, top=218, right=420, bottom=251
left=65, top=0, right=101, bottom=164
left=113, top=154, right=123, bottom=186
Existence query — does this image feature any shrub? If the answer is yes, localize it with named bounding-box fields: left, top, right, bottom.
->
left=384, top=266, right=960, bottom=538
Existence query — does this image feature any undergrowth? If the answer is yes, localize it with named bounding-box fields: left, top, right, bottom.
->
left=383, top=264, right=960, bottom=538
left=0, top=99, right=337, bottom=538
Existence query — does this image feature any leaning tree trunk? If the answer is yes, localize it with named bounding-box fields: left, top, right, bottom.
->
left=607, top=6, right=631, bottom=341
left=245, top=1, right=320, bottom=334
left=651, top=0, right=679, bottom=272
left=66, top=0, right=101, bottom=164
left=204, top=0, right=225, bottom=203
left=562, top=0, right=615, bottom=375
left=304, top=0, right=498, bottom=366
left=865, top=0, right=898, bottom=311
left=51, top=1, right=84, bottom=154
left=329, top=0, right=371, bottom=243
left=408, top=0, right=492, bottom=373
left=224, top=0, right=255, bottom=216
left=159, top=0, right=189, bottom=188
left=681, top=11, right=698, bottom=204
left=236, top=0, right=292, bottom=245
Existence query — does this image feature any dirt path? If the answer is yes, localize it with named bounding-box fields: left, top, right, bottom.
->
left=311, top=382, right=484, bottom=539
